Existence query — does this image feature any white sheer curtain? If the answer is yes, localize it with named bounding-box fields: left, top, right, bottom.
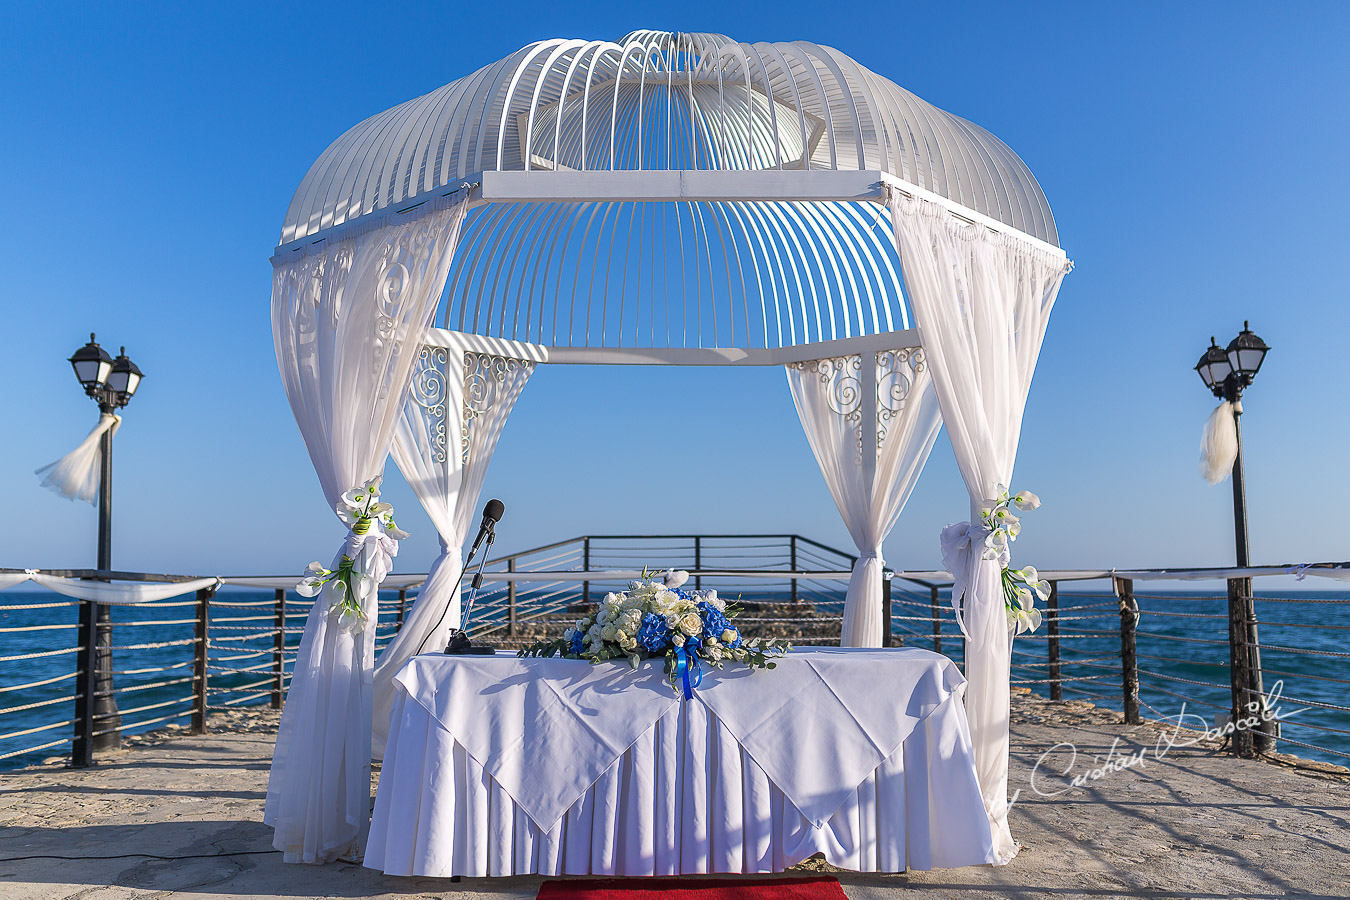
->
left=264, top=195, right=470, bottom=865
left=889, top=194, right=1070, bottom=864
left=371, top=336, right=535, bottom=756
left=786, top=348, right=943, bottom=647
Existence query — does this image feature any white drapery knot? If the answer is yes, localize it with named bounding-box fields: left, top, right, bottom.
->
left=939, top=521, right=1010, bottom=638
left=35, top=412, right=122, bottom=504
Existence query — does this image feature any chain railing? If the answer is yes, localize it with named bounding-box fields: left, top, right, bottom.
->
left=4, top=548, right=1349, bottom=770
left=890, top=572, right=1350, bottom=767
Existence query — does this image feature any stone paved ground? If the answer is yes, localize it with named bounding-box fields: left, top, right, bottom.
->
left=2, top=694, right=1348, bottom=900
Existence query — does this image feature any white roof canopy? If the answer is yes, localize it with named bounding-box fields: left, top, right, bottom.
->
left=276, top=31, right=1059, bottom=355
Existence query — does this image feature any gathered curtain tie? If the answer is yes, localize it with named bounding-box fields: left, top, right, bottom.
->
left=939, top=521, right=1010, bottom=638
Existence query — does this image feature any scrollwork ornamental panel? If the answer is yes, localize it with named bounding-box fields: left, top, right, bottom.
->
left=407, top=347, right=537, bottom=466
left=462, top=352, right=535, bottom=464
left=789, top=348, right=926, bottom=464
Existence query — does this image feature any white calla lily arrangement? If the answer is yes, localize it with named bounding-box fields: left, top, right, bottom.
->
left=979, top=485, right=1051, bottom=635
left=296, top=475, right=407, bottom=635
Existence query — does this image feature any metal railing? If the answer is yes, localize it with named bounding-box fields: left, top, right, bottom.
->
left=459, top=534, right=858, bottom=647
left=4, top=544, right=1349, bottom=771
left=890, top=572, right=1350, bottom=767
left=0, top=577, right=407, bottom=769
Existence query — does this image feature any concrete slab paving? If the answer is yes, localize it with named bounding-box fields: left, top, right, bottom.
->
left=1, top=696, right=1347, bottom=899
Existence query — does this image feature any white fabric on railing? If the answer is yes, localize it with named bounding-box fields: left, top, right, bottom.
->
left=372, top=333, right=535, bottom=757
left=219, top=574, right=429, bottom=591
left=786, top=351, right=942, bottom=647
left=264, top=194, right=470, bottom=865
left=889, top=194, right=1070, bottom=864
left=35, top=413, right=120, bottom=504
left=0, top=571, right=218, bottom=602
left=366, top=649, right=993, bottom=877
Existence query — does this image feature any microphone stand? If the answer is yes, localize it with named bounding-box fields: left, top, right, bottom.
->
left=443, top=524, right=497, bottom=655
left=414, top=519, right=493, bottom=657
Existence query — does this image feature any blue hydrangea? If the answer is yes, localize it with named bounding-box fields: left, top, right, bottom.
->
left=637, top=613, right=671, bottom=652
left=569, top=630, right=586, bottom=656
left=697, top=601, right=730, bottom=636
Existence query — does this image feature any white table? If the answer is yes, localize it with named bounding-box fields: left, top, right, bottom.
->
left=365, top=648, right=996, bottom=877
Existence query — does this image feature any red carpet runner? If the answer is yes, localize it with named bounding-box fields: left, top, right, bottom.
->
left=537, top=875, right=847, bottom=899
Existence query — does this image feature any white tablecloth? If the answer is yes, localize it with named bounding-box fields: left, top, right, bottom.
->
left=365, top=648, right=996, bottom=877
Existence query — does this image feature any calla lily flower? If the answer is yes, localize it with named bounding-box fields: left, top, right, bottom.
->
left=1013, top=490, right=1042, bottom=511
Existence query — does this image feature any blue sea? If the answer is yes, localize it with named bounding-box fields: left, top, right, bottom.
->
left=1, top=585, right=1346, bottom=770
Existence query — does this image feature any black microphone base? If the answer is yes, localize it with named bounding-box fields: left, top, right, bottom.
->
left=443, top=630, right=495, bottom=655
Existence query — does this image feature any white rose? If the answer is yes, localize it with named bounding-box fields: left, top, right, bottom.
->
left=563, top=627, right=575, bottom=640
left=679, top=614, right=703, bottom=636
left=665, top=613, right=680, bottom=628
left=621, top=637, right=637, bottom=651
left=721, top=629, right=737, bottom=643
left=602, top=625, right=618, bottom=641
left=672, top=633, right=685, bottom=648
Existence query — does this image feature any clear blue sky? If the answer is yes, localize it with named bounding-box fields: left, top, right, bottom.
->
left=2, top=2, right=1347, bottom=579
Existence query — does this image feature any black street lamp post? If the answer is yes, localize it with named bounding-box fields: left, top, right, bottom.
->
left=67, top=334, right=144, bottom=758
left=1195, top=321, right=1270, bottom=753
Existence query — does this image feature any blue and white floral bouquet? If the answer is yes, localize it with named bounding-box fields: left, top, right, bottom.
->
left=518, top=568, right=789, bottom=696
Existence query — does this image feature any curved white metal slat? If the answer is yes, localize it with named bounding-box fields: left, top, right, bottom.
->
left=437, top=198, right=909, bottom=350
left=281, top=30, right=1057, bottom=245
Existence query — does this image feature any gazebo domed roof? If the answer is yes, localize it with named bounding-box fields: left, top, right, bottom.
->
left=280, top=30, right=1057, bottom=247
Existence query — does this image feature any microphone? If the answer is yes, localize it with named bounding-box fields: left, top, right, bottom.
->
left=438, top=498, right=505, bottom=656
left=467, top=499, right=505, bottom=558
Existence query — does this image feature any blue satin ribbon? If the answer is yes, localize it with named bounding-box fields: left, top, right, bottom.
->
left=673, top=646, right=702, bottom=699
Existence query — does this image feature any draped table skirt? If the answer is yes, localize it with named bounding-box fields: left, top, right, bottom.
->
left=365, top=651, right=996, bottom=877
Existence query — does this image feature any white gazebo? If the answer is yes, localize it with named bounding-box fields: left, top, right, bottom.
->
left=264, top=30, right=1070, bottom=868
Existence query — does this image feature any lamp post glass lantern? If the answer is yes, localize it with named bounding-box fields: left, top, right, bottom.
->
left=67, top=333, right=145, bottom=758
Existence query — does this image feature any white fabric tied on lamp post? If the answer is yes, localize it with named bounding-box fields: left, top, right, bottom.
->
left=370, top=331, right=536, bottom=757
left=888, top=193, right=1071, bottom=863
left=786, top=349, right=943, bottom=647
left=264, top=194, right=470, bottom=865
